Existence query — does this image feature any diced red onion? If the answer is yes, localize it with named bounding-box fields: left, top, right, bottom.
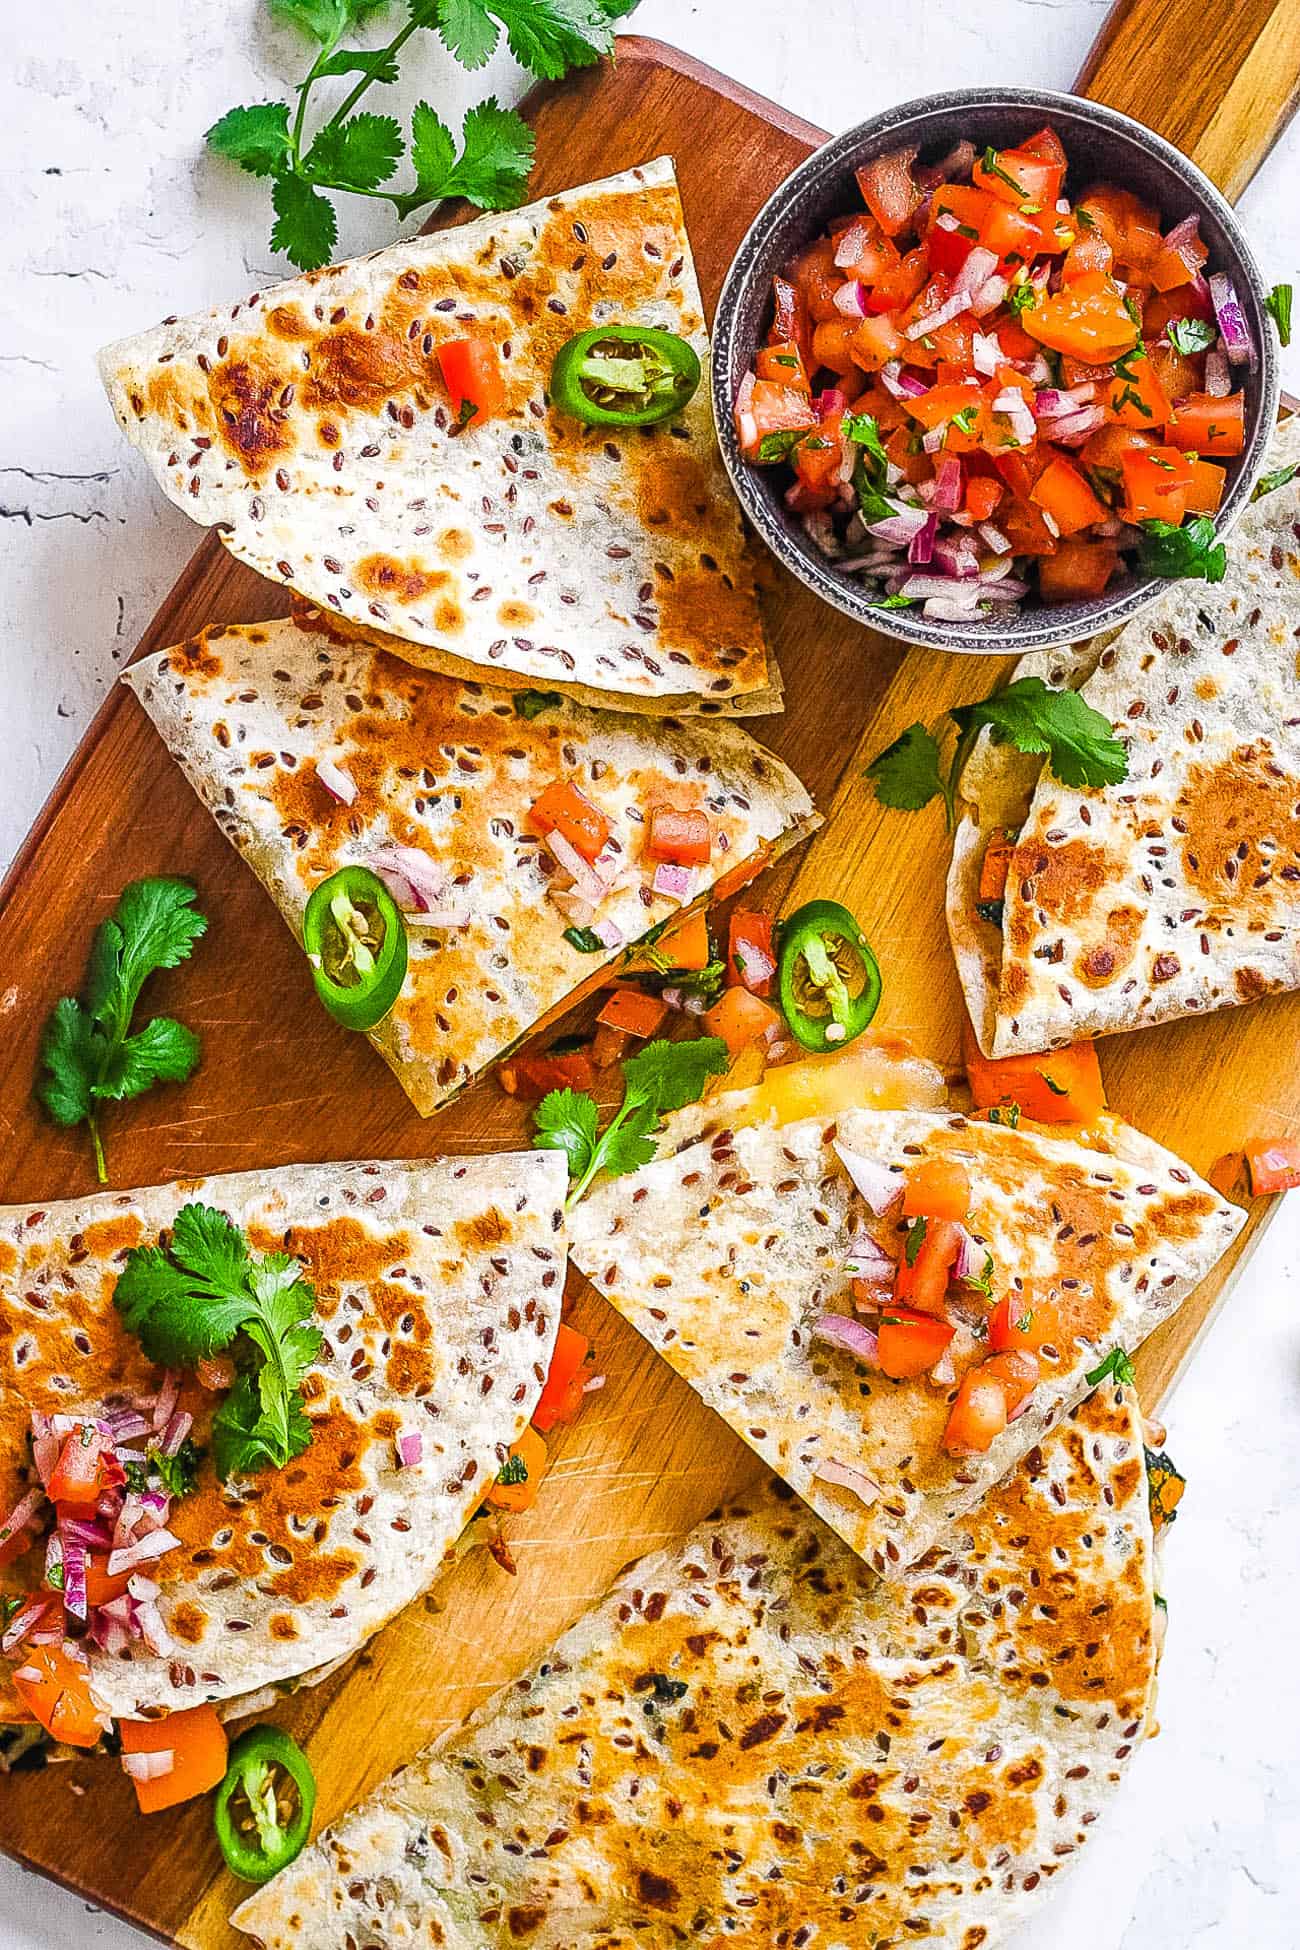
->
left=812, top=1458, right=881, bottom=1506
left=970, top=274, right=1008, bottom=318
left=545, top=830, right=609, bottom=907
left=159, top=1410, right=192, bottom=1458
left=921, top=425, right=946, bottom=455
left=1040, top=508, right=1061, bottom=538
left=316, top=756, right=357, bottom=807
left=951, top=1226, right=985, bottom=1284
left=58, top=1516, right=112, bottom=1551
left=123, top=1750, right=175, bottom=1783
left=880, top=360, right=929, bottom=402
left=972, top=331, right=1001, bottom=377
left=100, top=1408, right=152, bottom=1442
left=652, top=861, right=695, bottom=903
left=815, top=387, right=847, bottom=419
left=932, top=533, right=980, bottom=579
left=152, top=1372, right=179, bottom=1434
left=866, top=502, right=932, bottom=546
left=844, top=1228, right=895, bottom=1281
left=1033, top=384, right=1096, bottom=417
left=953, top=246, right=998, bottom=302
left=903, top=571, right=979, bottom=601
left=1209, top=272, right=1255, bottom=368
left=979, top=521, right=1011, bottom=556
left=591, top=917, right=624, bottom=951
left=89, top=1608, right=133, bottom=1656
left=369, top=843, right=469, bottom=927
left=735, top=370, right=758, bottom=455
left=991, top=388, right=1037, bottom=446
left=832, top=280, right=868, bottom=320
left=2, top=1597, right=53, bottom=1654
left=1162, top=213, right=1202, bottom=256
left=931, top=456, right=963, bottom=513
left=1204, top=348, right=1231, bottom=397
left=61, top=1537, right=88, bottom=1622
left=0, top=1487, right=44, bottom=1556
left=107, top=1527, right=181, bottom=1577
left=1037, top=403, right=1107, bottom=447
left=1025, top=353, right=1054, bottom=386
left=935, top=211, right=960, bottom=234
left=734, top=939, right=776, bottom=989
left=126, top=1574, right=160, bottom=1601
left=131, top=1595, right=173, bottom=1654
left=930, top=1349, right=957, bottom=1386
left=975, top=572, right=1030, bottom=598
left=905, top=290, right=972, bottom=339
left=811, top=1314, right=881, bottom=1363
left=915, top=140, right=975, bottom=190
left=907, top=512, right=938, bottom=565
left=924, top=596, right=992, bottom=621
left=582, top=1373, right=607, bottom=1395
left=396, top=1430, right=423, bottom=1469
left=833, top=1141, right=904, bottom=1215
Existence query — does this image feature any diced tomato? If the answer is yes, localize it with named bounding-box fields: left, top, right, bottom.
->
left=790, top=237, right=843, bottom=322
left=988, top=1295, right=1055, bottom=1354
left=792, top=422, right=846, bottom=497
left=990, top=314, right=1040, bottom=364
left=1062, top=225, right=1113, bottom=283
left=738, top=378, right=818, bottom=459
left=978, top=835, right=1015, bottom=904
left=1031, top=455, right=1108, bottom=537
left=701, top=985, right=782, bottom=1057
left=1021, top=125, right=1067, bottom=167
left=894, top=1217, right=962, bottom=1316
left=530, top=780, right=610, bottom=863
left=964, top=474, right=1003, bottom=522
left=811, top=318, right=864, bottom=377
left=973, top=145, right=1064, bottom=210
left=756, top=340, right=811, bottom=394
left=1245, top=1138, right=1300, bottom=1196
left=851, top=312, right=908, bottom=371
left=998, top=497, right=1058, bottom=557
left=1150, top=228, right=1209, bottom=293
left=120, top=1704, right=228, bottom=1814
left=486, top=1425, right=549, bottom=1514
left=533, top=1323, right=591, bottom=1434
left=1079, top=422, right=1156, bottom=483
left=1120, top=445, right=1194, bottom=523
left=885, top=423, right=929, bottom=485
left=1183, top=458, right=1226, bottom=516
left=877, top=1308, right=956, bottom=1381
left=46, top=1422, right=107, bottom=1514
left=902, top=1158, right=971, bottom=1223
left=832, top=216, right=900, bottom=285
left=1075, top=188, right=1162, bottom=273
left=1166, top=390, right=1245, bottom=456
left=980, top=200, right=1056, bottom=269
left=597, top=988, right=669, bottom=1040
left=12, top=1645, right=105, bottom=1749
left=929, top=184, right=998, bottom=237
left=1106, top=351, right=1171, bottom=428
left=905, top=380, right=984, bottom=431
left=929, top=313, right=976, bottom=372
left=1038, top=538, right=1121, bottom=602
left=1023, top=270, right=1139, bottom=363
left=499, top=1048, right=597, bottom=1101
left=943, top=1371, right=1008, bottom=1455
left=85, top=1555, right=132, bottom=1609
left=629, top=907, right=711, bottom=974
left=962, top=1015, right=1106, bottom=1125
left=437, top=338, right=505, bottom=426
left=982, top=1349, right=1041, bottom=1413
left=1143, top=284, right=1214, bottom=338
left=728, top=910, right=776, bottom=997
left=770, top=275, right=812, bottom=363
left=647, top=806, right=711, bottom=867
left=856, top=147, right=921, bottom=237
left=1143, top=342, right=1201, bottom=412
left=992, top=447, right=1048, bottom=504
left=926, top=218, right=979, bottom=281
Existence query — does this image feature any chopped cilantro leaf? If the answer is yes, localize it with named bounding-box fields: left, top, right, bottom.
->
left=1137, top=516, right=1226, bottom=584
left=1264, top=282, right=1292, bottom=347
left=1085, top=1346, right=1136, bottom=1389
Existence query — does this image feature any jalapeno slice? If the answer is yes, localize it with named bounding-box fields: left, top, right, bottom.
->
left=550, top=325, right=702, bottom=428
left=214, top=1725, right=317, bottom=1884
left=777, top=900, right=881, bottom=1053
left=302, top=865, right=408, bottom=1031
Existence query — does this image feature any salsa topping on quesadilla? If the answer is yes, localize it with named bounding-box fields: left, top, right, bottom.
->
left=736, top=121, right=1263, bottom=616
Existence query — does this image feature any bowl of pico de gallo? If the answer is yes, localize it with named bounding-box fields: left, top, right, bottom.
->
left=712, top=87, right=1281, bottom=651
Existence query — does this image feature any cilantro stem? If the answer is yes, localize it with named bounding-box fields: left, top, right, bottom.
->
left=566, top=1099, right=635, bottom=1209
left=88, top=1111, right=107, bottom=1187
left=326, top=17, right=424, bottom=131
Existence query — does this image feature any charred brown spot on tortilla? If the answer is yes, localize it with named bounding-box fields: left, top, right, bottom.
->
left=434, top=596, right=465, bottom=636
left=169, top=1601, right=209, bottom=1644
left=355, top=555, right=450, bottom=605
left=1074, top=906, right=1143, bottom=989
left=266, top=304, right=314, bottom=341
left=1235, top=965, right=1275, bottom=1001
left=1178, top=742, right=1299, bottom=906
left=496, top=600, right=536, bottom=628
left=1007, top=839, right=1112, bottom=946
left=166, top=631, right=223, bottom=681
left=208, top=357, right=295, bottom=471
left=438, top=527, right=474, bottom=562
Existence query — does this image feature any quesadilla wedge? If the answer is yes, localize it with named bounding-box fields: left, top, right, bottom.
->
left=568, top=1096, right=1240, bottom=1576
left=98, top=158, right=779, bottom=718
left=0, top=1153, right=566, bottom=1727
left=123, top=611, right=815, bottom=1117
left=233, top=1381, right=1163, bottom=1950
left=949, top=423, right=1300, bottom=1058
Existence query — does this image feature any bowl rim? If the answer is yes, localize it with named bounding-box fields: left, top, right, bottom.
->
left=711, top=84, right=1282, bottom=655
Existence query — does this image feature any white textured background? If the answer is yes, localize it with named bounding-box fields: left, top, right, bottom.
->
left=2, top=2, right=1298, bottom=1947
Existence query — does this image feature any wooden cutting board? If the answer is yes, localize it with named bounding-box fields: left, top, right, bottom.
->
left=3, top=5, right=1298, bottom=1940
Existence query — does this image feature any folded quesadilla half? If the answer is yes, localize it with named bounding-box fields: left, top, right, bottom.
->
left=568, top=1095, right=1240, bottom=1576
left=233, top=1381, right=1162, bottom=1950
left=949, top=422, right=1300, bottom=1058
left=124, top=612, right=815, bottom=1116
left=98, top=158, right=779, bottom=717
left=0, top=1154, right=566, bottom=1724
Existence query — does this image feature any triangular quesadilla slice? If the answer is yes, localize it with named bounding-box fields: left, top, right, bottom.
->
left=0, top=1153, right=566, bottom=1722
left=98, top=158, right=779, bottom=718
left=233, top=1382, right=1163, bottom=1950
left=949, top=422, right=1300, bottom=1058
left=569, top=1099, right=1240, bottom=1575
left=124, top=612, right=815, bottom=1116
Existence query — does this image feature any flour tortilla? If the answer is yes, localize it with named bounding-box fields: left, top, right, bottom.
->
left=124, top=611, right=816, bottom=1116
left=949, top=422, right=1300, bottom=1058
left=569, top=1103, right=1240, bottom=1576
left=233, top=1382, right=1159, bottom=1950
left=0, top=1154, right=565, bottom=1720
left=98, top=158, right=779, bottom=717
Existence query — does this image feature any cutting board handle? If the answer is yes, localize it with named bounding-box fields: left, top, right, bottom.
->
left=1077, top=0, right=1300, bottom=200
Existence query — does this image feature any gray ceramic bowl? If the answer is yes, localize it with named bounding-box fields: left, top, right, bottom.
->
left=712, top=87, right=1280, bottom=654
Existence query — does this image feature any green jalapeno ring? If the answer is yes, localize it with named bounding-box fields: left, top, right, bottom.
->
left=214, top=1725, right=317, bottom=1884
left=302, top=865, right=408, bottom=1032
left=777, top=899, right=882, bottom=1054
left=550, top=325, right=702, bottom=428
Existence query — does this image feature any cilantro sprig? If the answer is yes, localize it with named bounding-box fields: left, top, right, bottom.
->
left=37, top=878, right=207, bottom=1185
left=115, top=1205, right=324, bottom=1479
left=533, top=1036, right=726, bottom=1205
left=865, top=676, right=1128, bottom=830
left=1085, top=1345, right=1136, bottom=1389
left=1264, top=281, right=1292, bottom=348
left=1167, top=316, right=1216, bottom=357
left=208, top=0, right=638, bottom=270
left=1136, top=516, right=1227, bottom=585
left=1252, top=462, right=1299, bottom=503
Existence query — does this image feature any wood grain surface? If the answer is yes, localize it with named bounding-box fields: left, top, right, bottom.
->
left=2, top=17, right=1298, bottom=1944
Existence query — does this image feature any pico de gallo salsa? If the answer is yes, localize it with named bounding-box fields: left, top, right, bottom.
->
left=735, top=126, right=1257, bottom=616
